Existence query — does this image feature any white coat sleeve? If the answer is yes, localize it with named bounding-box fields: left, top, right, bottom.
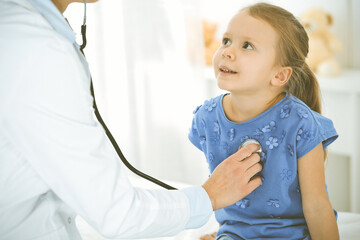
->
left=1, top=24, right=212, bottom=238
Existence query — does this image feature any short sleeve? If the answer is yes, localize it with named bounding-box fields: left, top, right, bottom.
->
left=188, top=105, right=204, bottom=152
left=296, top=109, right=338, bottom=159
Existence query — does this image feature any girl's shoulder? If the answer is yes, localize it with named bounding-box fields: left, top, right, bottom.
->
left=273, top=94, right=337, bottom=143
left=192, top=94, right=225, bottom=116
left=285, top=95, right=338, bottom=159
left=286, top=94, right=332, bottom=124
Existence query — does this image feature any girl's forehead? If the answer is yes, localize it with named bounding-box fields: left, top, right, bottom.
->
left=226, top=11, right=278, bottom=46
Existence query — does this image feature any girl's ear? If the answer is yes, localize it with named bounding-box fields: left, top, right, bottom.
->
left=271, top=67, right=292, bottom=87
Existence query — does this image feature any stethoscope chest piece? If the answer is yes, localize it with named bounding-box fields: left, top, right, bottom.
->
left=240, top=139, right=263, bottom=154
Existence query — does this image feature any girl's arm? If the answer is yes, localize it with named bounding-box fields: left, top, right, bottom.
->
left=298, top=143, right=339, bottom=240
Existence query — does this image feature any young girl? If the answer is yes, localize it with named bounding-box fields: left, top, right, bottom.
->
left=189, top=3, right=339, bottom=240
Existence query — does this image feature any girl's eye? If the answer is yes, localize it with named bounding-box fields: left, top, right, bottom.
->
left=243, top=41, right=253, bottom=50
left=222, top=38, right=231, bottom=46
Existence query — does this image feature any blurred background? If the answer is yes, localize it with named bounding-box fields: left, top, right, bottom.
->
left=64, top=0, right=360, bottom=213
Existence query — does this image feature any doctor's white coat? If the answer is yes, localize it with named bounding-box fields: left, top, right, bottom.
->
left=0, top=0, right=212, bottom=239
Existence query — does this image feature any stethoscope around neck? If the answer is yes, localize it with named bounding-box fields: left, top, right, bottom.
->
left=78, top=1, right=262, bottom=190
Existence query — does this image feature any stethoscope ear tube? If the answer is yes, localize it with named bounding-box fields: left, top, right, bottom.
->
left=80, top=0, right=87, bottom=52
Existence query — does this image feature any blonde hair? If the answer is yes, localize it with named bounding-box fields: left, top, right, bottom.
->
left=243, top=2, right=322, bottom=114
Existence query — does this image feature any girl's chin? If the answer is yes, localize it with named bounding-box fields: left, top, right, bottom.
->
left=216, top=82, right=232, bottom=92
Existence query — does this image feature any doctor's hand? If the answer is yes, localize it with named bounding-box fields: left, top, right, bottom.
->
left=202, top=143, right=262, bottom=211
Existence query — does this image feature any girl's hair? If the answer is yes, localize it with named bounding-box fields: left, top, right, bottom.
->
left=243, top=3, right=322, bottom=114
left=243, top=3, right=328, bottom=160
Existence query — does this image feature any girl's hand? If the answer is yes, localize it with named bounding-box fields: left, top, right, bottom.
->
left=200, top=231, right=217, bottom=240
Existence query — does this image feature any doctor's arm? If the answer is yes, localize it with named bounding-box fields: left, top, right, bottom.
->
left=2, top=35, right=262, bottom=239
left=298, top=143, right=339, bottom=240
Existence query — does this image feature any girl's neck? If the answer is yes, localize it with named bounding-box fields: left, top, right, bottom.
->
left=223, top=92, right=285, bottom=123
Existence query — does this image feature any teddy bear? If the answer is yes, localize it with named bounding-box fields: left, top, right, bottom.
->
left=202, top=20, right=221, bottom=66
left=301, top=8, right=342, bottom=77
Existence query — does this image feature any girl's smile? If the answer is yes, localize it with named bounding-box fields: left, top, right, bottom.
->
left=218, top=65, right=238, bottom=75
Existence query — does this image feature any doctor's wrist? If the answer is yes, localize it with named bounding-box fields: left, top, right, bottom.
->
left=202, top=183, right=216, bottom=211
left=180, top=186, right=213, bottom=229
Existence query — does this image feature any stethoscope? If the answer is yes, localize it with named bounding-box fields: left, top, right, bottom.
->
left=79, top=1, right=263, bottom=190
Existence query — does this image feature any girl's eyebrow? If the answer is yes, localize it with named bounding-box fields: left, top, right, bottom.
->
left=222, top=32, right=232, bottom=38
left=242, top=36, right=259, bottom=45
left=223, top=32, right=259, bottom=43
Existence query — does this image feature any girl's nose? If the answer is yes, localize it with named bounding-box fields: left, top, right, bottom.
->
left=222, top=49, right=235, bottom=60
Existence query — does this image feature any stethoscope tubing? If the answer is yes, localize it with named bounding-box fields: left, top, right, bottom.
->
left=79, top=2, right=262, bottom=191
left=89, top=81, right=177, bottom=190
left=79, top=3, right=177, bottom=190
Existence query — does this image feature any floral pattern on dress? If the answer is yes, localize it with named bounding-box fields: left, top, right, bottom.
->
left=280, top=104, right=291, bottom=119
left=213, top=121, right=221, bottom=135
left=204, top=99, right=217, bottom=112
left=254, top=128, right=265, bottom=139
left=266, top=136, right=279, bottom=149
left=297, top=128, right=314, bottom=142
left=199, top=136, right=206, bottom=145
left=267, top=199, right=280, bottom=208
left=280, top=169, right=293, bottom=181
left=302, top=130, right=315, bottom=141
left=296, top=128, right=303, bottom=141
left=287, top=144, right=294, bottom=156
left=297, top=108, right=309, bottom=119
left=227, top=128, right=235, bottom=141
left=236, top=198, right=250, bottom=209
left=262, top=121, right=276, bottom=133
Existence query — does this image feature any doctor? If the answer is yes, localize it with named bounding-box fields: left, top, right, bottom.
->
left=0, top=0, right=262, bottom=239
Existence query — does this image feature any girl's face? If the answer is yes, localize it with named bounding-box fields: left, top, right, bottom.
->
left=213, top=10, right=280, bottom=95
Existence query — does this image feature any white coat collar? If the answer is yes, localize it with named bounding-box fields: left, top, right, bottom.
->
left=25, top=0, right=76, bottom=44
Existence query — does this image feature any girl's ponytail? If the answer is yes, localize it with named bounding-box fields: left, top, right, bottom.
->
left=285, top=63, right=322, bottom=114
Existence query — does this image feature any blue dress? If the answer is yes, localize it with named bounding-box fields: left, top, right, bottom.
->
left=188, top=93, right=338, bottom=240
